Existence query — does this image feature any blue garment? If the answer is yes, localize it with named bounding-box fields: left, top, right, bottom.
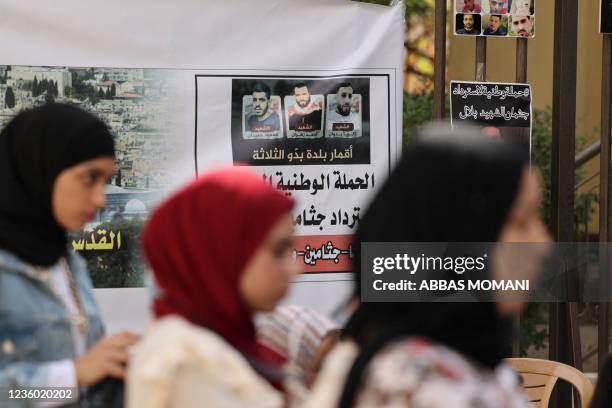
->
left=247, top=112, right=280, bottom=132
left=0, top=248, right=105, bottom=407
left=483, top=27, right=507, bottom=36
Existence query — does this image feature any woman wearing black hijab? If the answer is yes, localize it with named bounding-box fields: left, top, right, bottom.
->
left=0, top=104, right=138, bottom=406
left=304, top=127, right=550, bottom=407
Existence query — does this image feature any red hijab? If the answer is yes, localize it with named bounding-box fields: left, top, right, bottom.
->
left=142, top=166, right=294, bottom=384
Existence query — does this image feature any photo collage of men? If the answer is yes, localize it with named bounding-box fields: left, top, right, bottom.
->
left=231, top=77, right=371, bottom=166
left=455, top=0, right=535, bottom=38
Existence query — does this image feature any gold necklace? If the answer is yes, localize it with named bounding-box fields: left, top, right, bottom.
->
left=41, top=258, right=90, bottom=335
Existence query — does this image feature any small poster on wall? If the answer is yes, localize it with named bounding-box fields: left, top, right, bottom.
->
left=454, top=0, right=535, bottom=38
left=450, top=80, right=532, bottom=158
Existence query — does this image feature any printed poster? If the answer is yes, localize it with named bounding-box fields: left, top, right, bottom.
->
left=0, top=0, right=404, bottom=293
left=450, top=80, right=532, bottom=157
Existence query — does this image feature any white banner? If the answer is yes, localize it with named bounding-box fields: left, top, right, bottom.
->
left=0, top=0, right=405, bottom=331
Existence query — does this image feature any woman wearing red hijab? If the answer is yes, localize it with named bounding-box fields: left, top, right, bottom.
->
left=127, top=166, right=296, bottom=408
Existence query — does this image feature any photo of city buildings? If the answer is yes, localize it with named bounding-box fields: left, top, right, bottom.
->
left=0, top=65, right=173, bottom=287
left=0, top=65, right=170, bottom=223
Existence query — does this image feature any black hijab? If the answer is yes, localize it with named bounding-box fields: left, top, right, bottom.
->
left=339, top=126, right=528, bottom=407
left=0, top=103, right=115, bottom=267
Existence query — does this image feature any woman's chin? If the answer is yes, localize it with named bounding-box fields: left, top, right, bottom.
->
left=67, top=220, right=87, bottom=232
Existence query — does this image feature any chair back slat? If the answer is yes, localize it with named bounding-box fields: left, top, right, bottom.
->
left=505, top=358, right=594, bottom=408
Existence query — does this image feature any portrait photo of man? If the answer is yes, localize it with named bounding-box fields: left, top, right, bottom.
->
left=456, top=14, right=482, bottom=35
left=241, top=82, right=283, bottom=139
left=325, top=82, right=362, bottom=138
left=509, top=0, right=534, bottom=16
left=457, top=0, right=482, bottom=13
left=285, top=82, right=324, bottom=138
left=510, top=15, right=534, bottom=37
left=487, top=0, right=508, bottom=14
left=483, top=15, right=508, bottom=36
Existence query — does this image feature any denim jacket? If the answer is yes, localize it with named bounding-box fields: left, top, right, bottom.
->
left=0, top=248, right=105, bottom=407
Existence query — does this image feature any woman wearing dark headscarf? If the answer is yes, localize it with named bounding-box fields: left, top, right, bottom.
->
left=305, top=128, right=550, bottom=407
left=127, top=166, right=296, bottom=408
left=0, top=104, right=138, bottom=405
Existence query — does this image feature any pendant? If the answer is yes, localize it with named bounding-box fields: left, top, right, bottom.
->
left=71, top=314, right=89, bottom=334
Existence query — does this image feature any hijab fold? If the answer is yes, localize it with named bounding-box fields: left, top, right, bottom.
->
left=0, top=104, right=115, bottom=267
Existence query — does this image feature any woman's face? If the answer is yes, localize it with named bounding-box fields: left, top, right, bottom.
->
left=52, top=157, right=115, bottom=231
left=496, top=167, right=551, bottom=315
left=239, top=214, right=298, bottom=312
left=498, top=167, right=550, bottom=244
